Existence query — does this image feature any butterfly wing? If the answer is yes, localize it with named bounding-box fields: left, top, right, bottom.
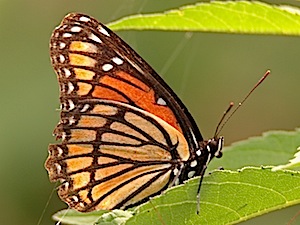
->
left=46, top=13, right=205, bottom=211
left=46, top=99, right=189, bottom=211
left=50, top=13, right=203, bottom=150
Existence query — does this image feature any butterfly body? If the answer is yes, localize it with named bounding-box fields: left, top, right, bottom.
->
left=45, top=13, right=223, bottom=212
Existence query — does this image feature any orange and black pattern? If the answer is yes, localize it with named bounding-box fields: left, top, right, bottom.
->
left=45, top=13, right=223, bottom=212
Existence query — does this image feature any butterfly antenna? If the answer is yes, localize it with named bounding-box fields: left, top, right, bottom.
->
left=214, top=102, right=234, bottom=138
left=215, top=70, right=270, bottom=137
left=286, top=209, right=300, bottom=225
left=149, top=200, right=166, bottom=225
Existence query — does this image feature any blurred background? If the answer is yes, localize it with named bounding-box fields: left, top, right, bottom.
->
left=0, top=0, right=299, bottom=224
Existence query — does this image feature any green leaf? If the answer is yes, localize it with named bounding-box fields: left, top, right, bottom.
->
left=209, top=129, right=300, bottom=170
left=108, top=1, right=300, bottom=36
left=95, top=210, right=133, bottom=225
left=53, top=209, right=133, bottom=225
left=52, top=209, right=108, bottom=225
left=273, top=146, right=300, bottom=171
left=52, top=168, right=300, bottom=225
left=127, top=167, right=300, bottom=225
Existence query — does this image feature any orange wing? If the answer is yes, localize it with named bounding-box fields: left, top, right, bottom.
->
left=46, top=13, right=210, bottom=211
left=45, top=100, right=189, bottom=211
left=50, top=13, right=203, bottom=150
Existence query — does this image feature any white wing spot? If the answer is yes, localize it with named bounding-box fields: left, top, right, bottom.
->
left=59, top=55, right=65, bottom=63
left=102, top=64, right=113, bottom=71
left=71, top=196, right=79, bottom=202
left=68, top=99, right=75, bottom=110
left=63, top=33, right=72, bottom=38
left=79, top=202, right=85, bottom=208
left=62, top=182, right=69, bottom=190
left=59, top=42, right=66, bottom=49
left=67, top=82, right=74, bottom=94
left=196, top=150, right=201, bottom=156
left=79, top=16, right=90, bottom=22
left=188, top=171, right=196, bottom=178
left=157, top=97, right=167, bottom=106
left=68, top=116, right=76, bottom=125
left=207, top=145, right=211, bottom=153
left=173, top=168, right=179, bottom=176
left=61, top=132, right=67, bottom=141
left=89, top=33, right=102, bottom=43
left=175, top=178, right=180, bottom=186
left=70, top=26, right=82, bottom=32
left=190, top=160, right=197, bottom=167
left=57, top=147, right=63, bottom=157
left=98, top=26, right=110, bottom=36
left=63, top=68, right=71, bottom=77
left=112, top=57, right=123, bottom=65
left=80, top=104, right=90, bottom=112
left=55, top=163, right=62, bottom=174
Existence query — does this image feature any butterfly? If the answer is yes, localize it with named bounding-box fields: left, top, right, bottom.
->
left=45, top=13, right=223, bottom=212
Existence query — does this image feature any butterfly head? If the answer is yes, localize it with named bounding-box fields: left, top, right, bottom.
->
left=211, top=136, right=224, bottom=158
left=201, top=136, right=224, bottom=162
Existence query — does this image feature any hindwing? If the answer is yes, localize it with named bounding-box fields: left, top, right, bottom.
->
left=45, top=100, right=189, bottom=211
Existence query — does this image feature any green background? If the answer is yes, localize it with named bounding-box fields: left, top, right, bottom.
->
left=0, top=0, right=299, bottom=224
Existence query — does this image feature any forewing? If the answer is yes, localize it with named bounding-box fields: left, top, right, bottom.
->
left=50, top=13, right=202, bottom=152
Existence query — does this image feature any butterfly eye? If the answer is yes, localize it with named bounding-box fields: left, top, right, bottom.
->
left=215, top=152, right=223, bottom=158
left=215, top=136, right=224, bottom=158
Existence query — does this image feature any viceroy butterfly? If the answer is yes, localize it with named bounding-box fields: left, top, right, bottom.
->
left=45, top=13, right=224, bottom=212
